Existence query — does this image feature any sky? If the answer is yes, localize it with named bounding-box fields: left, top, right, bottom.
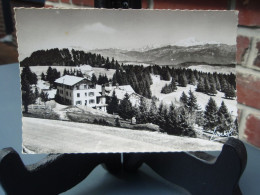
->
left=15, top=9, right=238, bottom=60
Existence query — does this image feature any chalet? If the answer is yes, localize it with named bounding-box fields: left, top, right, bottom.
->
left=54, top=75, right=141, bottom=112
left=55, top=75, right=107, bottom=112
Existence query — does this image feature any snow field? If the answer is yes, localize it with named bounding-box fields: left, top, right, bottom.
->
left=150, top=74, right=237, bottom=117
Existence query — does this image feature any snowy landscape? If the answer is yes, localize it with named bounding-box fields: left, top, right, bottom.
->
left=16, top=9, right=238, bottom=153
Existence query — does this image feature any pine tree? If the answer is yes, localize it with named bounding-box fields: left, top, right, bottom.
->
left=41, top=72, right=46, bottom=81
left=176, top=107, right=195, bottom=137
left=136, top=97, right=148, bottom=124
left=107, top=91, right=119, bottom=114
left=204, top=77, right=210, bottom=95
left=148, top=97, right=158, bottom=124
left=216, top=101, right=233, bottom=133
left=180, top=92, right=188, bottom=108
left=224, top=84, right=236, bottom=99
left=34, top=88, right=39, bottom=99
left=21, top=76, right=36, bottom=113
left=187, top=89, right=199, bottom=113
left=171, top=77, right=177, bottom=91
left=21, top=66, right=38, bottom=85
left=91, top=73, right=97, bottom=83
left=203, top=97, right=218, bottom=131
left=40, top=91, right=49, bottom=108
left=156, top=102, right=166, bottom=130
left=118, top=94, right=134, bottom=120
left=209, top=83, right=217, bottom=96
left=196, top=77, right=205, bottom=93
left=179, top=73, right=188, bottom=87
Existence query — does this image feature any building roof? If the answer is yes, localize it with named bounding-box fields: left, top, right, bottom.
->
left=77, top=65, right=93, bottom=71
left=106, top=85, right=135, bottom=100
left=55, top=75, right=85, bottom=86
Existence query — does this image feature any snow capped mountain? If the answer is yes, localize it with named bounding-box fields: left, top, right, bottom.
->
left=91, top=43, right=236, bottom=66
left=174, top=37, right=221, bottom=47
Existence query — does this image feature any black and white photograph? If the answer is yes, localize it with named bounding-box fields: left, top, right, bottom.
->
left=16, top=9, right=238, bottom=153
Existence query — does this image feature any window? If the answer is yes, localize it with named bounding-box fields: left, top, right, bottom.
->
left=76, top=86, right=79, bottom=90
left=66, top=91, right=68, bottom=96
left=60, top=90, right=63, bottom=94
left=89, top=92, right=94, bottom=97
left=85, top=93, right=87, bottom=96
left=89, top=99, right=95, bottom=104
left=57, top=89, right=59, bottom=93
left=70, top=92, right=71, bottom=97
left=84, top=84, right=87, bottom=89
left=85, top=100, right=88, bottom=105
left=77, top=93, right=80, bottom=97
left=76, top=101, right=81, bottom=105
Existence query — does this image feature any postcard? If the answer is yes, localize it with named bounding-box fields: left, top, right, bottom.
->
left=15, top=9, right=238, bottom=153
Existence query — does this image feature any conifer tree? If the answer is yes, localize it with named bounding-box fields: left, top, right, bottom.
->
left=148, top=97, right=158, bottom=124
left=21, top=76, right=36, bottom=113
left=176, top=107, right=195, bottom=137
left=40, top=91, right=49, bottom=108
left=107, top=91, right=119, bottom=114
left=224, top=84, right=236, bottom=99
left=187, top=89, right=199, bottom=113
left=118, top=94, right=134, bottom=120
left=209, top=83, right=217, bottom=96
left=216, top=101, right=233, bottom=133
left=196, top=77, right=205, bottom=93
left=41, top=72, right=46, bottom=81
left=179, top=73, right=188, bottom=87
left=136, top=97, right=148, bottom=124
left=204, top=77, right=210, bottom=95
left=203, top=97, right=218, bottom=131
left=34, top=88, right=39, bottom=99
left=180, top=92, right=188, bottom=108
left=91, top=73, right=97, bottom=83
left=21, top=66, right=38, bottom=85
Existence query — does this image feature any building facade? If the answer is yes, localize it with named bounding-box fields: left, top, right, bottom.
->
left=55, top=75, right=107, bottom=112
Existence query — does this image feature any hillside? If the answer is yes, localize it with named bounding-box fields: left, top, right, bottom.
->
left=91, top=44, right=236, bottom=66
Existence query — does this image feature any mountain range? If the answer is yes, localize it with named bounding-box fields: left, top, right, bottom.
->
left=90, top=44, right=236, bottom=66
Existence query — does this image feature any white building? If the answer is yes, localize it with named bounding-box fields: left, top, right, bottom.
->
left=55, top=75, right=107, bottom=112
left=105, top=84, right=141, bottom=107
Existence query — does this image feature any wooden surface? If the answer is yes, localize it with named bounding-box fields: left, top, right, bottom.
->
left=0, top=42, right=18, bottom=65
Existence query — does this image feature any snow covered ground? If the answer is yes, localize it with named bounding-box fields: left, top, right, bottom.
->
left=150, top=75, right=237, bottom=117
left=22, top=117, right=223, bottom=153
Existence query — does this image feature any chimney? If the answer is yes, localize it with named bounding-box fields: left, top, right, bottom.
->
left=102, top=84, right=105, bottom=96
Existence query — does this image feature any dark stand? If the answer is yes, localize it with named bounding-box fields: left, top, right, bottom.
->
left=0, top=1, right=247, bottom=194
left=0, top=137, right=247, bottom=195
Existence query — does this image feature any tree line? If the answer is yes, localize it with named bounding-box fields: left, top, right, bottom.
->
left=106, top=88, right=237, bottom=137
left=145, top=65, right=236, bottom=99
left=21, top=48, right=121, bottom=69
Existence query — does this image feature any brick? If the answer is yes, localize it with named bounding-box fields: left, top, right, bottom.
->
left=142, top=0, right=148, bottom=9
left=237, top=109, right=242, bottom=124
left=153, top=0, right=228, bottom=10
left=236, top=36, right=251, bottom=64
left=44, top=4, right=54, bottom=8
left=72, top=0, right=94, bottom=7
left=254, top=41, right=260, bottom=68
left=61, top=0, right=70, bottom=4
left=244, top=114, right=260, bottom=148
left=237, top=72, right=260, bottom=110
left=236, top=0, right=260, bottom=26
left=46, top=0, right=59, bottom=2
